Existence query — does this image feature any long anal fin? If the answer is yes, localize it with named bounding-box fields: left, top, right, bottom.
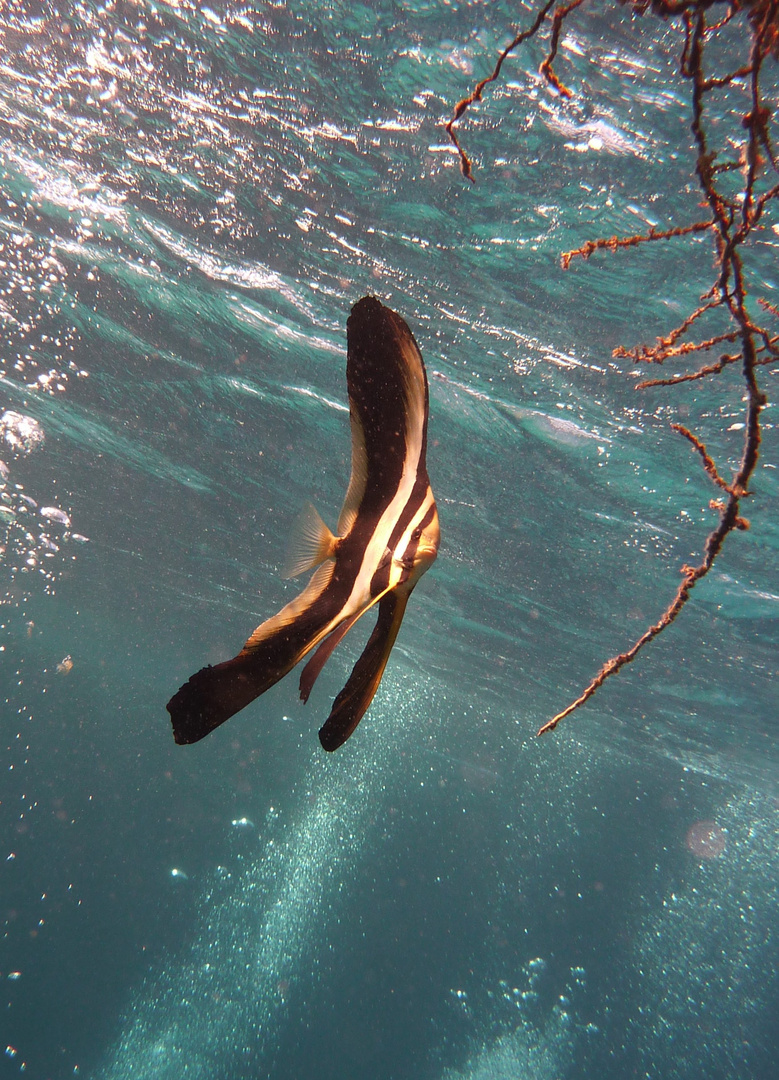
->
left=318, top=589, right=411, bottom=752
left=299, top=611, right=361, bottom=704
left=283, top=502, right=337, bottom=579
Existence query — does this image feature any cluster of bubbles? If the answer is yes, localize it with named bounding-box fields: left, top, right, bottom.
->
left=632, top=791, right=779, bottom=1079
left=0, top=211, right=83, bottom=389
left=443, top=961, right=593, bottom=1080
left=94, top=682, right=416, bottom=1080
left=449, top=957, right=552, bottom=1023
left=1, top=411, right=45, bottom=455
left=0, top=410, right=87, bottom=606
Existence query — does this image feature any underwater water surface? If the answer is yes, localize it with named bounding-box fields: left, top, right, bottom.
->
left=1, top=2, right=778, bottom=1079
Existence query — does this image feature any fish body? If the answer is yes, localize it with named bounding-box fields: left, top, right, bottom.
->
left=167, top=296, right=439, bottom=751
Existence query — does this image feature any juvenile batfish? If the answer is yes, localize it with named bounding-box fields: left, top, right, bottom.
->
left=167, top=296, right=440, bottom=751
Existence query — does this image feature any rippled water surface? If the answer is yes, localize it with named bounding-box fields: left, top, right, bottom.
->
left=1, top=3, right=778, bottom=1079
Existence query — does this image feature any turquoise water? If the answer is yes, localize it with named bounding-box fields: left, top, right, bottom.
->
left=1, top=2, right=778, bottom=1078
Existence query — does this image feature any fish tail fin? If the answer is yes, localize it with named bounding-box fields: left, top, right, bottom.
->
left=282, top=502, right=337, bottom=579
left=318, top=589, right=410, bottom=752
left=167, top=655, right=269, bottom=744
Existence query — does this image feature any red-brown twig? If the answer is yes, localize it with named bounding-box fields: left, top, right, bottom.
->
left=670, top=422, right=734, bottom=491
left=702, top=63, right=752, bottom=91
left=635, top=351, right=738, bottom=386
left=538, top=544, right=731, bottom=735
left=560, top=220, right=712, bottom=269
left=445, top=0, right=558, bottom=182
left=445, top=0, right=775, bottom=736
left=614, top=328, right=739, bottom=364
left=540, top=0, right=587, bottom=97
left=538, top=0, right=773, bottom=736
left=651, top=298, right=723, bottom=350
left=635, top=334, right=778, bottom=386
left=705, top=5, right=737, bottom=35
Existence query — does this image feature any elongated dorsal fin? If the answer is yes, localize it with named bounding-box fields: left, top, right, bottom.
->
left=282, top=502, right=337, bottom=579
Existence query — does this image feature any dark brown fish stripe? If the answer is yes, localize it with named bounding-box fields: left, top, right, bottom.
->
left=400, top=503, right=437, bottom=576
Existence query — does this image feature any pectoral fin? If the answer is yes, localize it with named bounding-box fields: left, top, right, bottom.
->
left=283, top=502, right=337, bottom=579
left=318, top=588, right=411, bottom=752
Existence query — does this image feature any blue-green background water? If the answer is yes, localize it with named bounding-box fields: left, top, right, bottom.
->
left=1, top=2, right=778, bottom=1078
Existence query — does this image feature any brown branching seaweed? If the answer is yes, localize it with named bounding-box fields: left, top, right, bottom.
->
left=539, top=0, right=588, bottom=97
left=614, top=329, right=740, bottom=364
left=446, top=0, right=778, bottom=735
left=560, top=221, right=713, bottom=269
left=670, top=423, right=734, bottom=492
left=446, top=0, right=561, bottom=182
